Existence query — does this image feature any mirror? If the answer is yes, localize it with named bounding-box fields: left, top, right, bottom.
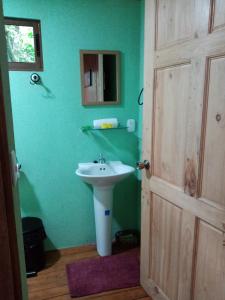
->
left=80, top=50, right=120, bottom=105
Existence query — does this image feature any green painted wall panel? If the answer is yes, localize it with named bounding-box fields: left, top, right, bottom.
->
left=3, top=0, right=142, bottom=250
left=137, top=0, right=144, bottom=228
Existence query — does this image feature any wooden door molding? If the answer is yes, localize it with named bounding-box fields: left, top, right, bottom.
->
left=0, top=66, right=23, bottom=300
left=140, top=0, right=156, bottom=293
left=141, top=1, right=225, bottom=300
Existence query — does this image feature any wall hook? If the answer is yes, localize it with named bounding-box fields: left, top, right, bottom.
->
left=138, top=88, right=144, bottom=105
left=30, top=73, right=41, bottom=85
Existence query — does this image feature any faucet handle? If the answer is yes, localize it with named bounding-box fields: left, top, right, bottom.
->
left=98, top=153, right=106, bottom=164
left=99, top=153, right=106, bottom=159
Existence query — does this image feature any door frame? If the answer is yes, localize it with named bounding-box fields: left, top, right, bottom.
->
left=140, top=0, right=155, bottom=292
left=0, top=1, right=24, bottom=298
left=0, top=75, right=23, bottom=300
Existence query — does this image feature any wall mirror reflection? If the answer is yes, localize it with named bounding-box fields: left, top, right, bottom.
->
left=80, top=50, right=120, bottom=106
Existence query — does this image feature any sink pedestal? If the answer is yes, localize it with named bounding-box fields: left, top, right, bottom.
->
left=93, top=185, right=114, bottom=256
left=76, top=161, right=135, bottom=256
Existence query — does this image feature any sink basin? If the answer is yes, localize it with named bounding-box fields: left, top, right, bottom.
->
left=75, top=161, right=135, bottom=256
left=76, top=161, right=135, bottom=187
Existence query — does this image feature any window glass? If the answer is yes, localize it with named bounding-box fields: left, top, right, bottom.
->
left=5, top=25, right=35, bottom=63
left=4, top=18, right=43, bottom=71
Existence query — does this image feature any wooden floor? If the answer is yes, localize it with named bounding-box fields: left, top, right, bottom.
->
left=28, top=245, right=151, bottom=300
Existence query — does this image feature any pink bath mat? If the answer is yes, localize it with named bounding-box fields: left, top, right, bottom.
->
left=66, top=248, right=140, bottom=297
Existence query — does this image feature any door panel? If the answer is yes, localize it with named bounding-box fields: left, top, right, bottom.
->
left=150, top=195, right=195, bottom=300
left=141, top=1, right=225, bottom=300
left=201, top=56, right=225, bottom=206
left=156, top=0, right=210, bottom=49
left=194, top=221, right=225, bottom=300
left=177, top=210, right=196, bottom=300
left=211, top=0, right=225, bottom=32
left=153, top=63, right=196, bottom=193
left=156, top=0, right=194, bottom=49
left=150, top=194, right=182, bottom=300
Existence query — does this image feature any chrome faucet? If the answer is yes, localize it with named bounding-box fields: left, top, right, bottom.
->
left=98, top=153, right=106, bottom=164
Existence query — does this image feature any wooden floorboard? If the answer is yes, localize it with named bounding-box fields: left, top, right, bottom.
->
left=28, top=245, right=151, bottom=300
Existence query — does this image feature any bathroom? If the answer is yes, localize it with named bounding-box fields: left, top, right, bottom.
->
left=1, top=0, right=225, bottom=300
left=1, top=0, right=145, bottom=299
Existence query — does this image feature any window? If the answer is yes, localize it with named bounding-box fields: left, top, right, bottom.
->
left=4, top=17, right=43, bottom=71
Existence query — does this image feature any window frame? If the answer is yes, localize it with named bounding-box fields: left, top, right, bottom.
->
left=4, top=17, right=43, bottom=71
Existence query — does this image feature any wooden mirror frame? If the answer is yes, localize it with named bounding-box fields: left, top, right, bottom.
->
left=80, top=50, right=120, bottom=106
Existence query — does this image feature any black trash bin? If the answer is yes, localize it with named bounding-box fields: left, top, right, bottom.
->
left=22, top=217, right=46, bottom=277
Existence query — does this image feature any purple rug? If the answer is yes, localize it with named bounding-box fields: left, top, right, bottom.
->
left=66, top=248, right=140, bottom=297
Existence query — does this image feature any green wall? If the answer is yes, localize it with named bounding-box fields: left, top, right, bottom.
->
left=3, top=0, right=143, bottom=250
left=138, top=0, right=144, bottom=152
left=137, top=0, right=144, bottom=228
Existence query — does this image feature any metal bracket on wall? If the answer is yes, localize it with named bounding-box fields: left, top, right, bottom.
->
left=30, top=73, right=41, bottom=85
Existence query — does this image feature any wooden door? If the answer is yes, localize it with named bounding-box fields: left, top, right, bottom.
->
left=141, top=1, right=225, bottom=300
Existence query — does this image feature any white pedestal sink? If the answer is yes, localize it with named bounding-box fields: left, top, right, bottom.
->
left=76, top=161, right=135, bottom=256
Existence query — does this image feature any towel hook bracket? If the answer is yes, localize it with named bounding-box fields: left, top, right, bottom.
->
left=30, top=73, right=41, bottom=85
